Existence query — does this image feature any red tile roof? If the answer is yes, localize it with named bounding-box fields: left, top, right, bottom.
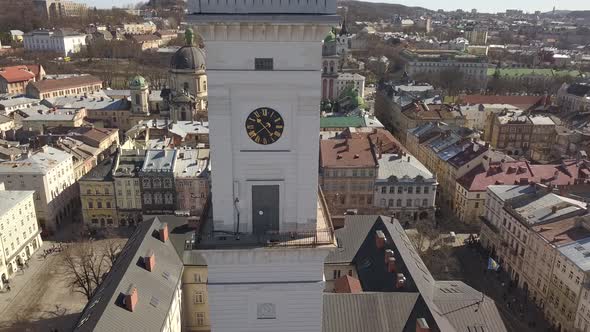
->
left=334, top=275, right=363, bottom=293
left=320, top=137, right=377, bottom=168
left=532, top=217, right=590, bottom=247
left=457, top=95, right=545, bottom=110
left=0, top=65, right=35, bottom=83
left=458, top=159, right=590, bottom=192
left=344, top=128, right=406, bottom=154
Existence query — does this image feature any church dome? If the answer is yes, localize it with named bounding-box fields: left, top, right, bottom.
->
left=170, top=45, right=206, bottom=71
left=324, top=29, right=336, bottom=43
left=170, top=28, right=206, bottom=71
left=129, top=75, right=147, bottom=89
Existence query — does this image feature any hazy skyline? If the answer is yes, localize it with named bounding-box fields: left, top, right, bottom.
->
left=81, top=0, right=587, bottom=13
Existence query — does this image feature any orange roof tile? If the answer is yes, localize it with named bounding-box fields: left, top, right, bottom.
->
left=320, top=137, right=377, bottom=168
left=0, top=65, right=35, bottom=83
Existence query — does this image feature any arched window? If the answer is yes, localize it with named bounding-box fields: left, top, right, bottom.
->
left=422, top=199, right=428, bottom=206
left=388, top=199, right=394, bottom=207
left=396, top=199, right=402, bottom=207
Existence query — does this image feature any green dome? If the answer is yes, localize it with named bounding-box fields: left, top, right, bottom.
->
left=324, top=29, right=336, bottom=43
left=129, top=75, right=147, bottom=89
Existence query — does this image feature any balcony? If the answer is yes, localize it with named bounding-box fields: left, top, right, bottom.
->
left=193, top=187, right=335, bottom=249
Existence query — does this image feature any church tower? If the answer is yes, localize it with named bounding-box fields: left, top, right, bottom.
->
left=129, top=75, right=149, bottom=114
left=188, top=1, right=338, bottom=331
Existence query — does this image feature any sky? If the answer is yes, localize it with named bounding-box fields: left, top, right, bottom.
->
left=81, top=0, right=588, bottom=13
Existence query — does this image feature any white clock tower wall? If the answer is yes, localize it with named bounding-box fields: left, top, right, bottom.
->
left=198, top=24, right=329, bottom=233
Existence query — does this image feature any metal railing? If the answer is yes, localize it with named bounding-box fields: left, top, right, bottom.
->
left=197, top=229, right=334, bottom=249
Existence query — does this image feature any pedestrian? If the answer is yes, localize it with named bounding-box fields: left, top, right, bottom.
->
left=6, top=285, right=11, bottom=292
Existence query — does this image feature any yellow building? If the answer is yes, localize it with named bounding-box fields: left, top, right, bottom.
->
left=181, top=260, right=211, bottom=331
left=79, top=158, right=118, bottom=228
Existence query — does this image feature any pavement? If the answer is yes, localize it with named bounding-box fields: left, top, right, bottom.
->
left=0, top=240, right=86, bottom=332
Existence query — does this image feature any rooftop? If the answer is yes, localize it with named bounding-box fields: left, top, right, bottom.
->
left=532, top=217, right=590, bottom=247
left=376, top=153, right=435, bottom=183
left=29, top=75, right=102, bottom=93
left=73, top=217, right=183, bottom=332
left=559, top=237, right=590, bottom=272
left=456, top=94, right=545, bottom=110
left=80, top=158, right=114, bottom=182
left=320, top=116, right=366, bottom=129
left=0, top=65, right=36, bottom=83
left=0, top=190, right=34, bottom=214
left=0, top=146, right=72, bottom=175
left=320, top=137, right=376, bottom=168
left=142, top=149, right=177, bottom=173
left=173, top=149, right=209, bottom=178
left=508, top=192, right=587, bottom=226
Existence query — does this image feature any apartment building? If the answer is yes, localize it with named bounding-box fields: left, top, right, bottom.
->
left=374, top=152, right=437, bottom=223
left=79, top=158, right=117, bottom=228
left=395, top=102, right=466, bottom=144
left=320, top=137, right=377, bottom=217
left=0, top=146, right=76, bottom=233
left=140, top=149, right=177, bottom=215
left=483, top=110, right=556, bottom=162
left=335, top=73, right=366, bottom=99
left=119, top=22, right=157, bottom=35
left=557, top=82, right=590, bottom=113
left=113, top=149, right=145, bottom=226
left=23, top=29, right=87, bottom=56
left=405, top=122, right=485, bottom=212
left=0, top=64, right=45, bottom=95
left=464, top=26, right=488, bottom=45
left=456, top=158, right=590, bottom=223
left=400, top=49, right=488, bottom=89
left=173, top=149, right=209, bottom=217
left=26, top=75, right=102, bottom=99
left=480, top=184, right=589, bottom=332
left=0, top=188, right=43, bottom=289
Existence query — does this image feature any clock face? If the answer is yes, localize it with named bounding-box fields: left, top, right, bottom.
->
left=245, top=107, right=284, bottom=145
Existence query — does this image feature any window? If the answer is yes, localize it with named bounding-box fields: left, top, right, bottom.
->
left=196, top=312, right=205, bottom=326
left=381, top=186, right=386, bottom=194
left=97, top=201, right=103, bottom=208
left=388, top=199, right=394, bottom=207
left=407, top=186, right=413, bottom=194
left=88, top=201, right=93, bottom=209
left=255, top=58, right=273, bottom=71
left=333, top=270, right=341, bottom=279
left=397, top=187, right=403, bottom=194
left=475, top=202, right=479, bottom=208
left=407, top=199, right=412, bottom=207
left=194, top=273, right=202, bottom=283
left=388, top=186, right=394, bottom=194
left=422, top=199, right=428, bottom=206
left=416, top=186, right=421, bottom=194
left=194, top=291, right=204, bottom=304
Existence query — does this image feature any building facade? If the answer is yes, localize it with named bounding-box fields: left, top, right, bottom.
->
left=79, top=158, right=117, bottom=228
left=26, top=75, right=102, bottom=99
left=173, top=149, right=209, bottom=217
left=0, top=146, right=77, bottom=233
left=23, top=29, right=87, bottom=56
left=0, top=188, right=43, bottom=289
left=113, top=149, right=145, bottom=226
left=139, top=149, right=177, bottom=215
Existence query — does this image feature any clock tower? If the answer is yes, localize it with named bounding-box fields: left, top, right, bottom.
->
left=188, top=1, right=338, bottom=331
left=189, top=1, right=338, bottom=235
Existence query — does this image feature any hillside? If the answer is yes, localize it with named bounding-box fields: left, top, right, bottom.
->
left=338, top=0, right=432, bottom=22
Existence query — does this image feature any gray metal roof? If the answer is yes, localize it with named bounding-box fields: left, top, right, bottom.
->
left=0, top=190, right=34, bottom=214
left=322, top=292, right=420, bottom=332
left=74, top=217, right=184, bottom=332
left=142, top=149, right=177, bottom=172
left=0, top=97, right=40, bottom=109
left=376, top=153, right=435, bottom=183
left=510, top=192, right=586, bottom=225
left=325, top=215, right=380, bottom=264
left=173, top=149, right=209, bottom=178
left=487, top=185, right=537, bottom=201
left=558, top=237, right=590, bottom=272
left=0, top=146, right=71, bottom=175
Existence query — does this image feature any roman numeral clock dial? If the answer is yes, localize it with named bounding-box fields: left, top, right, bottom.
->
left=245, top=107, right=284, bottom=145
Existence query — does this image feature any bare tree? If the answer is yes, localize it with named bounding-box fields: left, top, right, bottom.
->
left=59, top=241, right=121, bottom=300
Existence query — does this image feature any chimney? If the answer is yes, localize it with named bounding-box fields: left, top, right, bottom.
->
left=375, top=230, right=386, bottom=249
left=551, top=206, right=558, bottom=213
left=387, top=257, right=396, bottom=273
left=407, top=156, right=410, bottom=162
left=396, top=273, right=406, bottom=288
left=158, top=223, right=169, bottom=242
left=416, top=318, right=430, bottom=332
left=143, top=250, right=155, bottom=272
left=384, top=249, right=394, bottom=263
left=123, top=284, right=138, bottom=312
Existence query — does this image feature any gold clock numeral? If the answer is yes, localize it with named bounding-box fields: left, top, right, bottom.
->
left=246, top=125, right=254, bottom=130
left=248, top=117, right=255, bottom=122
left=255, top=136, right=261, bottom=143
left=254, top=111, right=260, bottom=118
left=262, top=138, right=268, bottom=145
left=274, top=131, right=281, bottom=137
left=262, top=108, right=268, bottom=116
left=276, top=125, right=283, bottom=129
left=274, top=117, right=281, bottom=123
left=248, top=131, right=256, bottom=138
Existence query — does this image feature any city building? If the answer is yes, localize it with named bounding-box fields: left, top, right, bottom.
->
left=320, top=136, right=377, bottom=216
left=79, top=158, right=117, bottom=228
left=33, top=0, right=88, bottom=20
left=459, top=103, right=520, bottom=132
left=480, top=184, right=590, bottom=332
left=173, top=149, right=209, bottom=217
left=400, top=49, right=488, bottom=89
left=0, top=146, right=77, bottom=233
left=0, top=97, right=41, bottom=115
left=395, top=102, right=466, bottom=144
left=557, top=82, right=590, bottom=113
left=335, top=73, right=365, bottom=99
left=74, top=217, right=182, bottom=332
left=187, top=1, right=338, bottom=330
left=26, top=75, right=102, bottom=99
left=483, top=110, right=556, bottom=162
left=321, top=30, right=340, bottom=100
left=140, top=149, right=177, bottom=215
left=0, top=187, right=42, bottom=289
left=112, top=149, right=145, bottom=226
left=456, top=158, right=590, bottom=223
left=374, top=152, right=437, bottom=223
left=23, top=29, right=87, bottom=56
left=119, top=22, right=158, bottom=35
left=0, top=64, right=45, bottom=94
left=19, top=107, right=86, bottom=131
left=125, top=120, right=209, bottom=149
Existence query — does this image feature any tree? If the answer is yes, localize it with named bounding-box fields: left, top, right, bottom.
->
left=59, top=240, right=122, bottom=300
